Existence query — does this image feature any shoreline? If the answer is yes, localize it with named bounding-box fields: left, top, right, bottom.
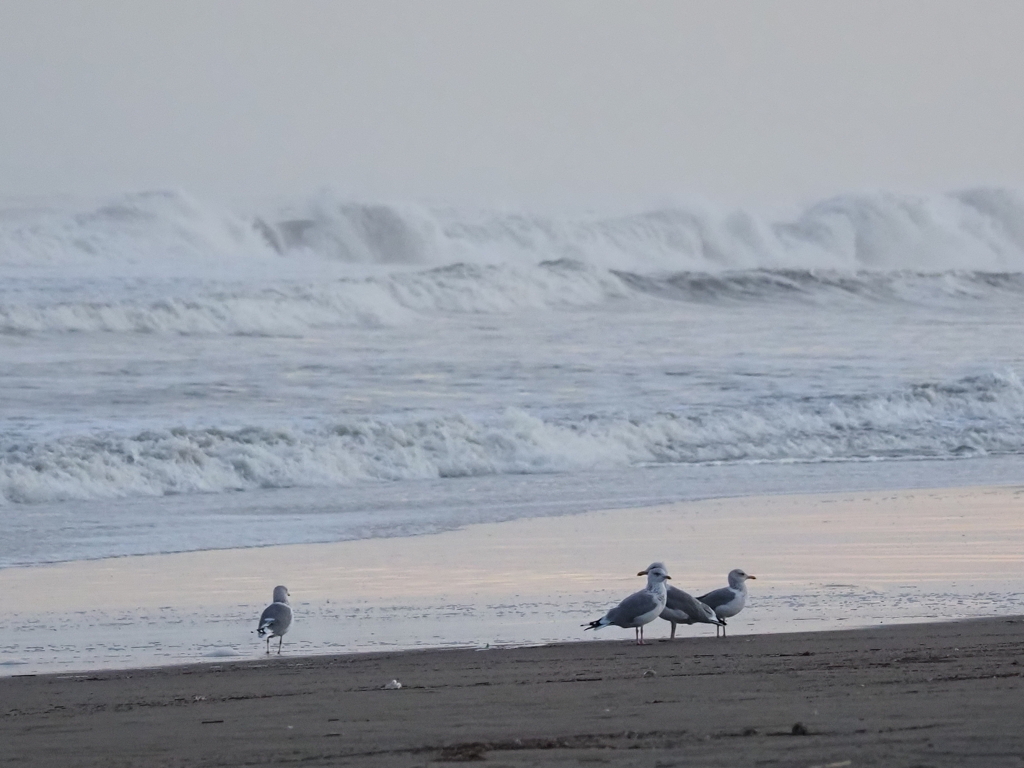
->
left=8, top=454, right=1024, bottom=571
left=2, top=611, right=1013, bottom=683
left=4, top=617, right=1022, bottom=767
left=2, top=483, right=1022, bottom=675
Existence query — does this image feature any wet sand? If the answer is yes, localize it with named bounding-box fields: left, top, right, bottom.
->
left=3, top=617, right=1023, bottom=767
left=3, top=484, right=1023, bottom=674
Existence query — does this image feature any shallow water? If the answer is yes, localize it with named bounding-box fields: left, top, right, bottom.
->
left=4, top=588, right=1020, bottom=676
left=2, top=485, right=1021, bottom=675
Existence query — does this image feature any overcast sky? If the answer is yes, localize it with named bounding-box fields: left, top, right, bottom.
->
left=2, top=1, right=1023, bottom=207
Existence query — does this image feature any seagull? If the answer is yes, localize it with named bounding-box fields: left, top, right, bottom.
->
left=698, top=569, right=756, bottom=638
left=583, top=563, right=671, bottom=645
left=256, top=585, right=292, bottom=655
left=643, top=562, right=724, bottom=639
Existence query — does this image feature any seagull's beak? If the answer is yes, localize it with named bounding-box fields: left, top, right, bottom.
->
left=665, top=575, right=671, bottom=579
left=637, top=570, right=648, bottom=576
left=747, top=575, right=756, bottom=580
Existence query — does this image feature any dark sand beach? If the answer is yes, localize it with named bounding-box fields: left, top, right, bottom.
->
left=3, top=617, right=1022, bottom=767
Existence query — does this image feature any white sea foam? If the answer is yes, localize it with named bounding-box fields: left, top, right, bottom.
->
left=0, top=261, right=633, bottom=335
left=4, top=188, right=1024, bottom=337
left=0, top=190, right=275, bottom=268
left=5, top=187, right=1024, bottom=272
left=253, top=187, right=1024, bottom=272
left=3, top=371, right=1022, bottom=506
left=5, top=265, right=1024, bottom=337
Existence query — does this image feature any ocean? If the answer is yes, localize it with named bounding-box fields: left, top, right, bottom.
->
left=3, top=187, right=1024, bottom=568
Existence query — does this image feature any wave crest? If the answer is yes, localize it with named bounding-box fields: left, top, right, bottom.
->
left=4, top=371, right=1022, bottom=505
left=0, top=260, right=630, bottom=335
left=5, top=188, right=1024, bottom=272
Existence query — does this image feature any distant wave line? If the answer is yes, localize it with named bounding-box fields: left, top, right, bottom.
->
left=4, top=186, right=1024, bottom=272
left=4, top=265, right=1024, bottom=336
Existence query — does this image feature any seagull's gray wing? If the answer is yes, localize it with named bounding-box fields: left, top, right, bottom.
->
left=697, top=586, right=736, bottom=612
left=257, top=602, right=293, bottom=637
left=606, top=589, right=659, bottom=628
left=663, top=585, right=721, bottom=624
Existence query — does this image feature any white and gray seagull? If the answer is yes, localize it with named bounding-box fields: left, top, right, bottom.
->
left=583, top=563, right=671, bottom=645
left=698, top=569, right=756, bottom=638
left=642, top=562, right=724, bottom=639
left=256, top=585, right=292, bottom=655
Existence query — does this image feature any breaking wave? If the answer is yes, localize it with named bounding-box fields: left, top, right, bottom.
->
left=4, top=187, right=1024, bottom=335
left=4, top=371, right=1022, bottom=505
left=3, top=264, right=1023, bottom=336
left=4, top=187, right=1024, bottom=271
left=0, top=260, right=629, bottom=334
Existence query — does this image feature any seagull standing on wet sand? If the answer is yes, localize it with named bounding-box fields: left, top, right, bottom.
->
left=698, top=569, right=755, bottom=638
left=257, top=585, right=292, bottom=655
left=582, top=563, right=671, bottom=645
left=649, top=563, right=725, bottom=639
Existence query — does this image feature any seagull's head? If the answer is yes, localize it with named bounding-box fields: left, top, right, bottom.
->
left=728, top=569, right=756, bottom=587
left=637, top=561, right=668, bottom=577
left=639, top=563, right=671, bottom=582
left=273, top=585, right=290, bottom=603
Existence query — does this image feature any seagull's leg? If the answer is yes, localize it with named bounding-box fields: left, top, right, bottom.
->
left=670, top=622, right=677, bottom=640
left=266, top=636, right=270, bottom=654
left=278, top=636, right=283, bottom=655
left=638, top=625, right=649, bottom=646
left=635, top=627, right=640, bottom=644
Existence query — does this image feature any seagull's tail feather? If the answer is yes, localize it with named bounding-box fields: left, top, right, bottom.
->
left=698, top=604, right=726, bottom=626
left=257, top=618, right=275, bottom=638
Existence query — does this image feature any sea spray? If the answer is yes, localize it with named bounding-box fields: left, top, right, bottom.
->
left=5, top=188, right=1024, bottom=272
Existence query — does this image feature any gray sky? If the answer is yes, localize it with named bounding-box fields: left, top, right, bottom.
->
left=2, top=0, right=1023, bottom=207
